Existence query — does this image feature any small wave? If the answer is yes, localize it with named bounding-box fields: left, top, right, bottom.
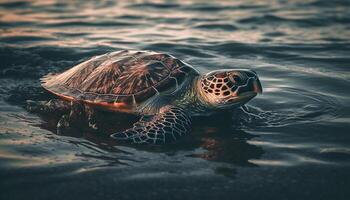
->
left=206, top=41, right=260, bottom=56
left=55, top=32, right=90, bottom=37
left=304, top=0, right=350, bottom=7
left=127, top=2, right=180, bottom=9
left=238, top=14, right=333, bottom=27
left=144, top=42, right=214, bottom=58
left=117, top=15, right=145, bottom=20
left=0, top=21, right=35, bottom=27
left=193, top=23, right=238, bottom=31
left=0, top=36, right=55, bottom=43
left=184, top=4, right=266, bottom=12
left=238, top=14, right=287, bottom=24
left=320, top=148, right=350, bottom=161
left=263, top=31, right=286, bottom=37
left=41, top=20, right=143, bottom=28
left=0, top=1, right=30, bottom=8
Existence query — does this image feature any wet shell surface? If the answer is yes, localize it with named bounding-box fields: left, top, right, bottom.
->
left=42, top=50, right=197, bottom=111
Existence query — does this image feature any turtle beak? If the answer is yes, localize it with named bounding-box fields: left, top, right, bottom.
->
left=253, top=77, right=263, bottom=94
left=236, top=70, right=263, bottom=96
left=245, top=70, right=262, bottom=94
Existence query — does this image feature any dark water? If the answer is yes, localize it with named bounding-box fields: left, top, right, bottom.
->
left=1, top=0, right=350, bottom=199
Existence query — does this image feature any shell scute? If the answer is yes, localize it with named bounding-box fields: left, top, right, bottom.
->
left=162, top=57, right=185, bottom=71
left=155, top=77, right=177, bottom=93
left=66, top=54, right=108, bottom=84
left=134, top=87, right=157, bottom=103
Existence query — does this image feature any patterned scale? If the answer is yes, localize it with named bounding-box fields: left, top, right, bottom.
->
left=111, top=106, right=191, bottom=144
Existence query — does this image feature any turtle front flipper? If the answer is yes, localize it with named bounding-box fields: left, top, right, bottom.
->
left=111, top=106, right=191, bottom=144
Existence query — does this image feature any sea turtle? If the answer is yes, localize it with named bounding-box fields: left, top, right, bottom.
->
left=27, top=50, right=262, bottom=144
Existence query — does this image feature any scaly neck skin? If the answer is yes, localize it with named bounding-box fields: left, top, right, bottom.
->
left=178, top=76, right=215, bottom=115
left=194, top=75, right=211, bottom=106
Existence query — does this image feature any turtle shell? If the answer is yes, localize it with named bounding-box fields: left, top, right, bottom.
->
left=42, top=50, right=198, bottom=112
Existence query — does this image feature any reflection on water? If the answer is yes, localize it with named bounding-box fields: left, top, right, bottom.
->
left=1, top=0, right=350, bottom=199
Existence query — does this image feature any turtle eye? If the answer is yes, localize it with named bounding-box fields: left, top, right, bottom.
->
left=228, top=72, right=246, bottom=85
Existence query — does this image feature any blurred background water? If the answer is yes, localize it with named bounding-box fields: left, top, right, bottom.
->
left=0, top=0, right=350, bottom=199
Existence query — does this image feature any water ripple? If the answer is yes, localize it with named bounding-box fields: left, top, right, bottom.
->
left=235, top=87, right=341, bottom=129
left=193, top=23, right=238, bottom=31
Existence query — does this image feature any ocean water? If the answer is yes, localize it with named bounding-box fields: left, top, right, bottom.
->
left=1, top=0, right=350, bottom=199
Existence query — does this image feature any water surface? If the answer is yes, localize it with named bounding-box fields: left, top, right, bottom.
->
left=1, top=0, right=350, bottom=199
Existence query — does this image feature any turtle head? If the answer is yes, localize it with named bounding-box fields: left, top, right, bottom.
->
left=197, top=69, right=262, bottom=109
